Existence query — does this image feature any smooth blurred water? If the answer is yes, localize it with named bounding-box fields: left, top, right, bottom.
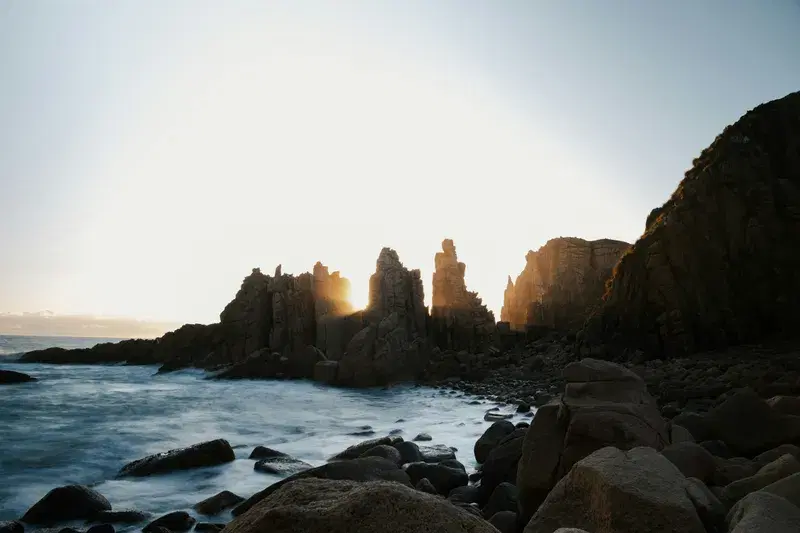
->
left=0, top=341, right=530, bottom=526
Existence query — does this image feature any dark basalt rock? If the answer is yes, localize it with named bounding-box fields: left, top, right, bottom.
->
left=142, top=512, right=196, bottom=533
left=474, top=420, right=515, bottom=464
left=118, top=438, right=235, bottom=477
left=405, top=462, right=468, bottom=496
left=0, top=369, right=37, bottom=384
left=21, top=485, right=111, bottom=525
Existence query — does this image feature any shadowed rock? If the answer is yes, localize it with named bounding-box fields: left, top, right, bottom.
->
left=0, top=369, right=37, bottom=384
left=21, top=485, right=111, bottom=525
left=118, top=439, right=235, bottom=477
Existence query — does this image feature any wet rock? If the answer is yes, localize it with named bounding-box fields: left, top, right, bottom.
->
left=90, top=510, right=150, bottom=524
left=482, top=482, right=518, bottom=519
left=524, top=447, right=705, bottom=533
left=418, top=444, right=456, bottom=463
left=359, top=444, right=402, bottom=466
left=0, top=369, right=37, bottom=384
left=405, top=462, right=468, bottom=496
left=223, top=478, right=498, bottom=533
left=413, top=433, right=432, bottom=442
left=393, top=441, right=423, bottom=465
left=254, top=455, right=313, bottom=475
left=86, top=525, right=114, bottom=533
left=194, top=490, right=245, bottom=515
left=474, top=420, right=515, bottom=464
left=142, top=511, right=196, bottom=533
left=330, top=436, right=396, bottom=460
left=195, top=523, right=226, bottom=533
left=21, top=485, right=111, bottom=525
left=118, top=439, right=235, bottom=477
left=488, top=511, right=517, bottom=533
left=0, top=521, right=23, bottom=533
left=249, top=446, right=288, bottom=460
left=516, top=402, right=530, bottom=413
left=727, top=491, right=800, bottom=533
left=232, top=456, right=410, bottom=517
left=484, top=412, right=513, bottom=422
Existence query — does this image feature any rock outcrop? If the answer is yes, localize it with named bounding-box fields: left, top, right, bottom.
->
left=501, top=238, right=629, bottom=331
left=429, top=239, right=496, bottom=352
left=582, top=91, right=800, bottom=359
left=334, top=248, right=429, bottom=387
left=516, top=358, right=671, bottom=525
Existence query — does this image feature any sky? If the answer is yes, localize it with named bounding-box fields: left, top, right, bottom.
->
left=1, top=1, right=799, bottom=335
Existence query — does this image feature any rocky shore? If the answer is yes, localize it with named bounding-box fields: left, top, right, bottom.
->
left=7, top=357, right=800, bottom=533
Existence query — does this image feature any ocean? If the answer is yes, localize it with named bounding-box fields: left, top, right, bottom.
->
left=0, top=334, right=527, bottom=526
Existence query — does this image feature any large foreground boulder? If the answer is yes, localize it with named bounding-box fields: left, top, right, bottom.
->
left=517, top=359, right=670, bottom=524
left=524, top=447, right=706, bottom=533
left=224, top=479, right=498, bottom=533
left=581, top=90, right=800, bottom=358
left=21, top=485, right=111, bottom=524
left=118, top=439, right=235, bottom=477
left=475, top=420, right=515, bottom=464
left=232, top=456, right=410, bottom=517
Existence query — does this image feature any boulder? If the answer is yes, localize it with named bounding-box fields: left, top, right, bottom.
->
left=726, top=491, right=800, bottom=533
left=768, top=395, right=800, bottom=416
left=474, top=420, right=515, bottom=463
left=524, top=447, right=706, bottom=533
left=669, top=424, right=695, bottom=444
left=0, top=521, right=23, bottom=533
left=359, top=445, right=402, bottom=466
left=223, top=479, right=499, bottom=533
left=118, top=439, right=235, bottom=477
left=195, top=524, right=226, bottom=533
left=91, top=510, right=151, bottom=524
left=0, top=369, right=37, bottom=384
left=754, top=444, right=800, bottom=467
left=86, top=524, right=114, bottom=533
left=482, top=482, right=518, bottom=519
left=194, top=490, right=245, bottom=515
left=393, top=440, right=423, bottom=465
left=517, top=359, right=670, bottom=525
left=232, top=456, right=410, bottom=517
left=142, top=511, right=196, bottom=533
left=415, top=478, right=438, bottom=495
left=448, top=485, right=481, bottom=504
left=419, top=444, right=456, bottom=463
left=405, top=462, right=468, bottom=496
left=479, top=428, right=526, bottom=504
left=685, top=477, right=727, bottom=533
left=488, top=511, right=517, bottom=533
left=720, top=454, right=800, bottom=506
left=21, top=485, right=111, bottom=524
left=760, top=471, right=800, bottom=507
left=249, top=446, right=289, bottom=460
left=313, top=361, right=339, bottom=384
left=413, top=433, right=433, bottom=442
left=330, top=436, right=396, bottom=460
left=660, top=442, right=717, bottom=483
left=254, top=456, right=312, bottom=475
left=581, top=91, right=800, bottom=359
left=713, top=456, right=759, bottom=487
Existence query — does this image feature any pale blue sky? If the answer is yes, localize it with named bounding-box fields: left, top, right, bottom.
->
left=1, top=1, right=799, bottom=327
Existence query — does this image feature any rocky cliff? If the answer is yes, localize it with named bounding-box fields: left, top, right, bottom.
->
left=582, top=90, right=800, bottom=359
left=429, top=239, right=495, bottom=352
left=500, top=238, right=630, bottom=331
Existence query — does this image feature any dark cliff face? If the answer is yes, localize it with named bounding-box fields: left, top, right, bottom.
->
left=582, top=90, right=800, bottom=359
left=500, top=238, right=630, bottom=332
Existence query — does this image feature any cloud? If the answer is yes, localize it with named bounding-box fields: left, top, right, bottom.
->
left=0, top=312, right=179, bottom=339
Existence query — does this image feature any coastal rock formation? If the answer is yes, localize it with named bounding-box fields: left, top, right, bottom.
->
left=335, top=248, right=429, bottom=387
left=501, top=238, right=629, bottom=331
left=429, top=239, right=496, bottom=352
left=582, top=91, right=800, bottom=358
left=0, top=369, right=37, bottom=384
left=118, top=439, right=235, bottom=477
left=21, top=485, right=111, bottom=524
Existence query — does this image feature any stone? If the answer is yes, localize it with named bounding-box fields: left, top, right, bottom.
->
left=232, top=456, right=410, bottom=517
left=249, top=446, right=289, bottom=460
left=479, top=428, right=526, bottom=505
left=415, top=478, right=438, bottom=495
left=501, top=238, right=630, bottom=331
left=524, top=447, right=706, bottom=533
left=118, top=438, right=235, bottom=476
left=90, top=510, right=151, bottom=524
left=727, top=491, right=800, bottom=533
left=330, top=436, right=395, bottom=460
left=482, top=482, right=518, bottom=519
left=194, top=490, right=245, bottom=515
left=754, top=444, right=800, bottom=467
left=760, top=471, right=800, bottom=507
left=720, top=454, right=800, bottom=506
left=581, top=91, right=800, bottom=358
left=195, top=523, right=226, bottom=533
left=670, top=424, right=695, bottom=443
left=142, top=511, right=196, bottom=533
left=418, top=444, right=456, bottom=463
left=0, top=522, right=23, bottom=533
left=713, top=456, right=759, bottom=487
left=660, top=442, right=717, bottom=483
left=405, top=462, right=468, bottom=496
left=488, top=511, right=517, bottom=533
left=448, top=485, right=481, bottom=504
left=358, top=444, right=402, bottom=466
left=474, top=420, right=515, bottom=464
left=413, top=433, right=433, bottom=442
left=429, top=239, right=496, bottom=352
left=254, top=455, right=313, bottom=475
left=86, top=525, right=114, bottom=533
left=21, top=485, right=111, bottom=524
left=768, top=395, right=800, bottom=416
left=313, top=360, right=339, bottom=384
left=685, top=477, right=727, bottom=533
left=393, top=440, right=423, bottom=465
left=223, top=479, right=499, bottom=533
left=0, top=369, right=37, bottom=384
